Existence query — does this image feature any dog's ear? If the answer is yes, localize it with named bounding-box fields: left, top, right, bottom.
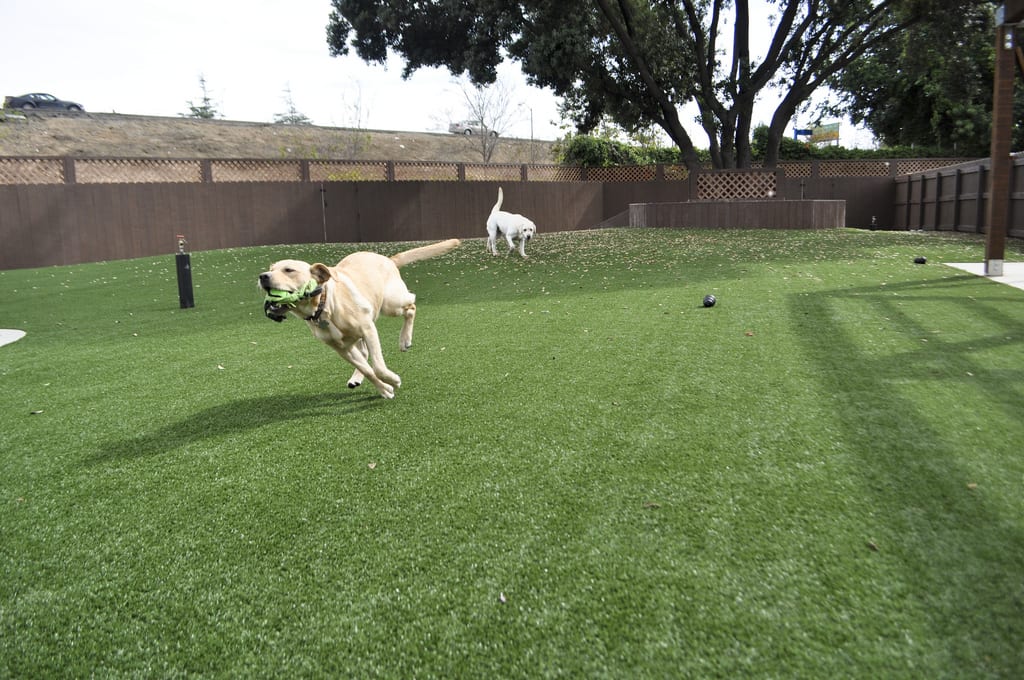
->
left=310, top=263, right=333, bottom=284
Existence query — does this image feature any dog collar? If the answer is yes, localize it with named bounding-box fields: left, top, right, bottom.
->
left=305, top=287, right=328, bottom=323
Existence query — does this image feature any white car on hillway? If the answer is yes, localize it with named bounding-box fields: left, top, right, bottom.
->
left=448, top=119, right=498, bottom=136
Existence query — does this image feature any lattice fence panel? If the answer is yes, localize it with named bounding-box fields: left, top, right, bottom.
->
left=663, top=165, right=690, bottom=181
left=819, top=160, right=891, bottom=177
left=588, top=165, right=657, bottom=182
left=697, top=171, right=776, bottom=199
left=464, top=164, right=522, bottom=181
left=75, top=159, right=202, bottom=184
left=777, top=161, right=812, bottom=178
left=526, top=165, right=582, bottom=182
left=896, top=159, right=963, bottom=175
left=211, top=160, right=302, bottom=182
left=310, top=161, right=388, bottom=181
left=0, top=158, right=64, bottom=184
left=393, top=161, right=459, bottom=181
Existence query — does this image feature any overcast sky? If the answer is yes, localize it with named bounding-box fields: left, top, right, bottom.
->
left=2, top=0, right=874, bottom=146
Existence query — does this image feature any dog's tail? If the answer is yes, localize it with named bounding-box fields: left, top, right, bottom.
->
left=390, top=238, right=461, bottom=268
left=491, top=187, right=503, bottom=214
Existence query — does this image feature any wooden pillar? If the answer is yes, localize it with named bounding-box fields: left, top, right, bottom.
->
left=986, top=15, right=1019, bottom=275
left=200, top=159, right=213, bottom=183
left=976, top=164, right=988, bottom=234
left=952, top=168, right=963, bottom=232
left=62, top=157, right=76, bottom=185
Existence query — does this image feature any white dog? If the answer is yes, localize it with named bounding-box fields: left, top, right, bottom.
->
left=486, top=187, right=537, bottom=258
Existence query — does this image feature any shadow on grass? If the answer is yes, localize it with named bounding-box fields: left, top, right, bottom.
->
left=791, top=274, right=1024, bottom=670
left=90, top=391, right=381, bottom=465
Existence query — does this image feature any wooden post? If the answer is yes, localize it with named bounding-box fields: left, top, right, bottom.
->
left=62, top=157, right=76, bottom=185
left=200, top=159, right=213, bottom=183
left=976, top=164, right=988, bottom=234
left=917, top=177, right=926, bottom=230
left=986, top=16, right=1018, bottom=275
left=904, top=177, right=913, bottom=230
left=952, top=169, right=963, bottom=232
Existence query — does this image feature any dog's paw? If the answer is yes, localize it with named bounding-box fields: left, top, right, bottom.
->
left=378, top=370, right=402, bottom=388
left=377, top=384, right=395, bottom=399
left=347, top=380, right=361, bottom=389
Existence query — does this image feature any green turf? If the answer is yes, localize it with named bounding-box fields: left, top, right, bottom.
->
left=2, top=229, right=1023, bottom=678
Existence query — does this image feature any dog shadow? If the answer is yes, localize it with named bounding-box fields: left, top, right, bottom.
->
left=90, top=391, right=379, bottom=465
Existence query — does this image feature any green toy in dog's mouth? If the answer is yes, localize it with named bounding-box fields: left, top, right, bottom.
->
left=263, top=280, right=321, bottom=321
left=264, top=280, right=319, bottom=306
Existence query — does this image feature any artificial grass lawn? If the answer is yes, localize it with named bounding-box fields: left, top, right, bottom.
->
left=2, top=228, right=1023, bottom=678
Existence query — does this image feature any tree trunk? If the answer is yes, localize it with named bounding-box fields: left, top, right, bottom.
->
left=663, top=124, right=705, bottom=173
left=764, top=89, right=805, bottom=167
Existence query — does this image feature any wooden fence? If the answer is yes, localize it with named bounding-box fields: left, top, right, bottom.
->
left=895, top=155, right=1024, bottom=238
left=630, top=199, right=846, bottom=230
left=0, top=156, right=971, bottom=270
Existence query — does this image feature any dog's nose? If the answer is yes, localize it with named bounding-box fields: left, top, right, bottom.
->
left=259, top=272, right=271, bottom=285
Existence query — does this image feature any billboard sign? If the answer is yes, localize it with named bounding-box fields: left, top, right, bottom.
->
left=810, top=122, right=840, bottom=144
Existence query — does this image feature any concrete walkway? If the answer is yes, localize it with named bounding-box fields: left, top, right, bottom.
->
left=944, top=262, right=1024, bottom=292
left=0, top=329, right=26, bottom=347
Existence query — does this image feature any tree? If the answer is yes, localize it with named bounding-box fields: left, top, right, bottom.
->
left=182, top=74, right=220, bottom=120
left=825, top=4, right=1016, bottom=156
left=455, top=77, right=520, bottom=162
left=326, top=0, right=966, bottom=169
left=273, top=85, right=313, bottom=125
left=336, top=81, right=373, bottom=158
left=276, top=82, right=371, bottom=159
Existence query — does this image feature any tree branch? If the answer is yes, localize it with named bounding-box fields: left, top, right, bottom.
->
left=592, top=0, right=703, bottom=169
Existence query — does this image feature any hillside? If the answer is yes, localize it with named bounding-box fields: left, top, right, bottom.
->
left=0, top=111, right=558, bottom=164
